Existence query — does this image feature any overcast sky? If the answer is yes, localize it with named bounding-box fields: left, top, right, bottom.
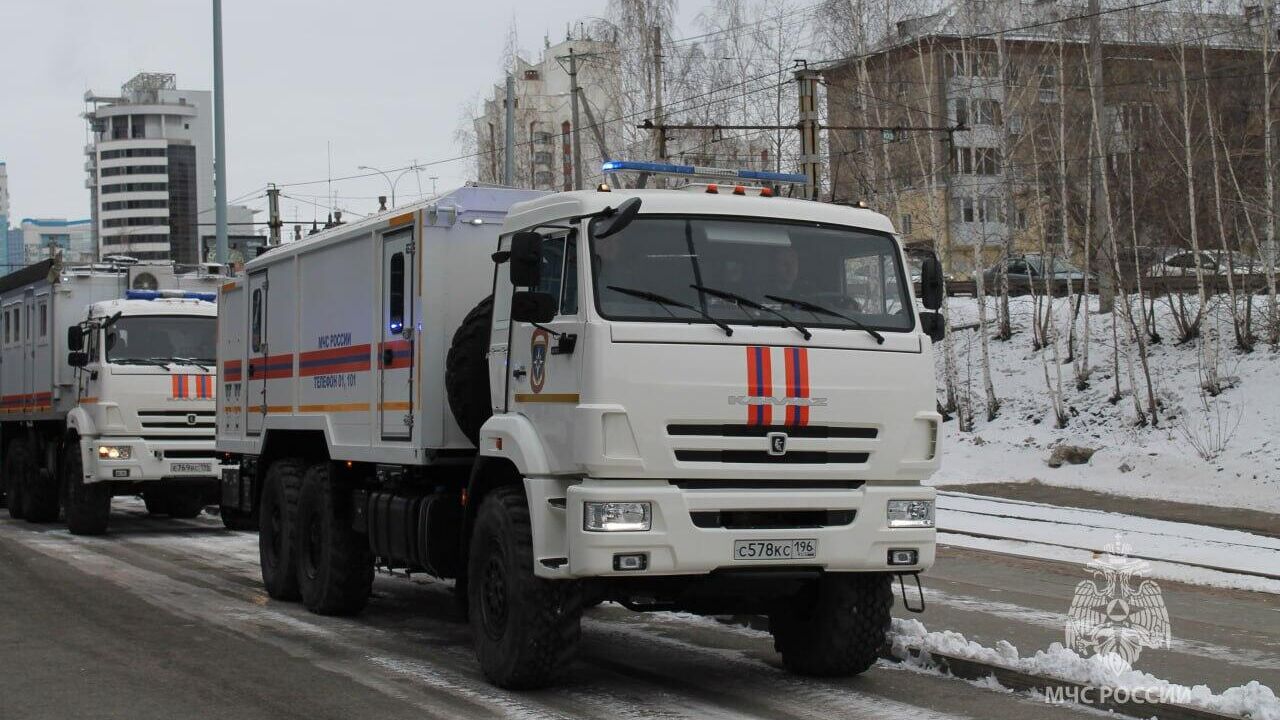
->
left=0, top=0, right=702, bottom=228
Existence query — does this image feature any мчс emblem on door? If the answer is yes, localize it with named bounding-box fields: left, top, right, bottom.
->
left=767, top=431, right=788, bottom=456
left=530, top=329, right=550, bottom=394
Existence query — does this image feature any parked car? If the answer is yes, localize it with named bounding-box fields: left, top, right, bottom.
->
left=982, top=253, right=1093, bottom=290
left=1151, top=250, right=1219, bottom=277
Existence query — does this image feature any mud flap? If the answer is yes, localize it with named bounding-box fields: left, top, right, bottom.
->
left=897, top=572, right=925, bottom=613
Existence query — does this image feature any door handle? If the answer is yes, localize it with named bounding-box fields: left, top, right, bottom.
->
left=512, top=364, right=527, bottom=379
left=383, top=348, right=395, bottom=366
left=248, top=364, right=256, bottom=377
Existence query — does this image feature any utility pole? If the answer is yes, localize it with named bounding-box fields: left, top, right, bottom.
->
left=796, top=69, right=822, bottom=201
left=212, top=0, right=228, bottom=265
left=568, top=47, right=584, bottom=191
left=652, top=26, right=667, bottom=168
left=266, top=183, right=281, bottom=246
left=503, top=73, right=516, bottom=187
left=1089, top=0, right=1114, bottom=313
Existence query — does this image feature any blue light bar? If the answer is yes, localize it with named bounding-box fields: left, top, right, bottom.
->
left=600, top=160, right=808, bottom=186
left=126, top=290, right=216, bottom=302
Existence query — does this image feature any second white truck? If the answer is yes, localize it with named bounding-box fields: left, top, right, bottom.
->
left=0, top=259, right=229, bottom=534
left=217, top=171, right=946, bottom=688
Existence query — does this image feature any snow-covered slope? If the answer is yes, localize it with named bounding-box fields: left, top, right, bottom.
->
left=931, top=295, right=1280, bottom=513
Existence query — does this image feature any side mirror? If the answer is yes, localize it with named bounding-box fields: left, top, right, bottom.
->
left=68, top=351, right=89, bottom=368
left=920, top=254, right=944, bottom=310
left=509, top=231, right=543, bottom=287
left=591, top=196, right=642, bottom=239
left=920, top=311, right=946, bottom=344
left=67, top=326, right=84, bottom=352
left=511, top=291, right=557, bottom=324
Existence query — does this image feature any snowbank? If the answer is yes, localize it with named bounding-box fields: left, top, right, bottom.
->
left=890, top=618, right=1280, bottom=719
left=932, top=295, right=1280, bottom=513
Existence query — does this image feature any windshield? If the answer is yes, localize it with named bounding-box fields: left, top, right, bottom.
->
left=104, top=315, right=216, bottom=364
left=590, top=216, right=914, bottom=332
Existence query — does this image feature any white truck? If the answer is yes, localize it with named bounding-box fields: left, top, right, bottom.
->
left=0, top=258, right=228, bottom=535
left=216, top=171, right=947, bottom=689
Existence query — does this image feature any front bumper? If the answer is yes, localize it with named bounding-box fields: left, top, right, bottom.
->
left=528, top=478, right=935, bottom=579
left=82, top=436, right=231, bottom=485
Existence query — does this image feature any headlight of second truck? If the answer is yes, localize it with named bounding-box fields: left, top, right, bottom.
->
left=97, top=445, right=132, bottom=460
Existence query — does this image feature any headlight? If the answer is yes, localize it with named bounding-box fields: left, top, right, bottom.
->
left=584, top=501, right=652, bottom=532
left=887, top=499, right=934, bottom=528
left=97, top=445, right=132, bottom=460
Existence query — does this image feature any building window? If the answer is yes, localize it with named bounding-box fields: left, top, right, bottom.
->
left=953, top=197, right=975, bottom=223
left=1152, top=68, right=1172, bottom=92
left=900, top=214, right=913, bottom=235
left=1038, top=64, right=1058, bottom=103
left=953, top=147, right=1001, bottom=175
left=953, top=196, right=1005, bottom=224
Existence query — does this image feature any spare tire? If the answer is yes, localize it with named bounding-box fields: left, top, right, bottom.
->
left=446, top=296, right=494, bottom=447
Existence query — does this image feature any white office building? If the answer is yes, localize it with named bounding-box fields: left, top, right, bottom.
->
left=83, top=72, right=213, bottom=264
left=20, top=218, right=95, bottom=265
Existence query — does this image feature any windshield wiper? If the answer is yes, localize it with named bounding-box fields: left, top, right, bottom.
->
left=765, top=294, right=885, bottom=344
left=606, top=285, right=733, bottom=336
left=168, top=357, right=212, bottom=371
left=111, top=357, right=173, bottom=369
left=690, top=284, right=811, bottom=341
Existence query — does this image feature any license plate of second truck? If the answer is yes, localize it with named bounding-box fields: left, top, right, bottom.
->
left=733, top=539, right=817, bottom=561
left=171, top=462, right=212, bottom=473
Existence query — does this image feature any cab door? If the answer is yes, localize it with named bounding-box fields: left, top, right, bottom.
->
left=246, top=271, right=268, bottom=435
left=378, top=229, right=415, bottom=440
left=504, top=231, right=583, bottom=472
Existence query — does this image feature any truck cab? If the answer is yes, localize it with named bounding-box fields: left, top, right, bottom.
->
left=64, top=291, right=227, bottom=531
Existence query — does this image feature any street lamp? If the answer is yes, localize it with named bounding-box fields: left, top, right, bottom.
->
left=358, top=164, right=422, bottom=208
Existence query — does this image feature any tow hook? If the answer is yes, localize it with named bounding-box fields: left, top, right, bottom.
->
left=897, top=572, right=925, bottom=613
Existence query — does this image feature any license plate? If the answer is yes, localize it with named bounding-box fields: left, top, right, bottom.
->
left=171, top=462, right=212, bottom=473
left=733, top=539, right=818, bottom=561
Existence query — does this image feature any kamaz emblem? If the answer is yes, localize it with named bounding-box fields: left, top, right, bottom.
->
left=187, top=414, right=198, bottom=426
left=767, top=432, right=787, bottom=456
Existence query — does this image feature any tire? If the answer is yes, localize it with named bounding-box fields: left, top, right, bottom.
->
left=63, top=443, right=111, bottom=536
left=143, top=492, right=169, bottom=516
left=259, top=459, right=303, bottom=601
left=4, top=443, right=27, bottom=520
left=769, top=573, right=893, bottom=677
left=445, top=295, right=493, bottom=447
left=295, top=462, right=372, bottom=615
left=22, top=443, right=59, bottom=523
left=164, top=490, right=207, bottom=519
left=221, top=508, right=259, bottom=531
left=468, top=486, right=582, bottom=689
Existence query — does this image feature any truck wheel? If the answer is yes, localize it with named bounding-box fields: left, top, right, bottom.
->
left=259, top=459, right=303, bottom=601
left=468, top=486, right=582, bottom=689
left=221, top=508, right=258, bottom=531
left=295, top=462, right=372, bottom=615
left=21, top=444, right=59, bottom=523
left=165, top=491, right=207, bottom=519
left=769, top=573, right=892, bottom=677
left=143, top=492, right=170, bottom=516
left=63, top=444, right=111, bottom=536
left=445, top=295, right=493, bottom=446
left=4, top=444, right=27, bottom=520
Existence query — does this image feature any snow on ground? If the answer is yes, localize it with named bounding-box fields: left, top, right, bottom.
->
left=936, top=492, right=1280, bottom=592
left=890, top=618, right=1280, bottom=720
left=932, top=293, right=1280, bottom=513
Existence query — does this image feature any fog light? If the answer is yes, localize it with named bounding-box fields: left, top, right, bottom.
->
left=584, top=501, right=651, bottom=532
left=98, top=445, right=131, bottom=460
left=613, top=553, right=648, bottom=571
left=887, top=499, right=934, bottom=528
left=888, top=548, right=918, bottom=566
